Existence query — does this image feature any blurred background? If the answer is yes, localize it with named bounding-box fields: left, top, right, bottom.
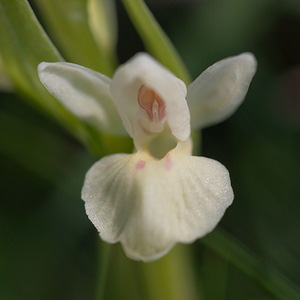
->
left=0, top=0, right=300, bottom=299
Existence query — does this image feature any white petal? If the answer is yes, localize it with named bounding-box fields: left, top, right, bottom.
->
left=82, top=144, right=233, bottom=262
left=110, top=53, right=190, bottom=141
left=187, top=53, right=257, bottom=129
left=82, top=153, right=137, bottom=243
left=38, top=62, right=126, bottom=135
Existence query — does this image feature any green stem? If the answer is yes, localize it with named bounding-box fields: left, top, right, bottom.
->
left=96, top=242, right=111, bottom=300
left=104, top=244, right=200, bottom=300
left=121, top=0, right=191, bottom=84
left=137, top=245, right=200, bottom=300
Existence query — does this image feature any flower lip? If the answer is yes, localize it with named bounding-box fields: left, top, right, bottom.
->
left=82, top=137, right=233, bottom=262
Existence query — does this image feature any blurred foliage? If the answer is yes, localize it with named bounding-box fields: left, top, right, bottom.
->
left=0, top=0, right=108, bottom=156
left=1, top=0, right=300, bottom=299
left=31, top=0, right=117, bottom=76
left=122, top=0, right=191, bottom=84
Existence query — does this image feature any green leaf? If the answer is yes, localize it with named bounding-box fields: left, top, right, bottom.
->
left=0, top=55, right=13, bottom=91
left=33, top=0, right=116, bottom=76
left=87, top=0, right=117, bottom=55
left=0, top=0, right=105, bottom=156
left=202, top=229, right=300, bottom=300
left=121, top=0, right=191, bottom=84
left=0, top=0, right=62, bottom=98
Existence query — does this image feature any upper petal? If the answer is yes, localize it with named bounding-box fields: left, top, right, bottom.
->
left=187, top=53, right=257, bottom=129
left=82, top=143, right=233, bottom=262
left=110, top=53, right=190, bottom=141
left=38, top=62, right=126, bottom=135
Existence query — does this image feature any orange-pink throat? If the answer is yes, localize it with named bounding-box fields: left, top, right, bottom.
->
left=138, top=85, right=166, bottom=122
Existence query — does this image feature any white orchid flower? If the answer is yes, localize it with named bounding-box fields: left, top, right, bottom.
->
left=38, top=53, right=256, bottom=262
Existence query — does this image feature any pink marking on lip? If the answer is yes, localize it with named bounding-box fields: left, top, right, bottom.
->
left=164, top=155, right=173, bottom=171
left=136, top=160, right=146, bottom=170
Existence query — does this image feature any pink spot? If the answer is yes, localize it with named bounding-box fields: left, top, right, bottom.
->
left=136, top=160, right=146, bottom=170
left=164, top=155, right=173, bottom=171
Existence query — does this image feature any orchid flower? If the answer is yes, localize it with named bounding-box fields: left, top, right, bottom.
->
left=38, top=53, right=256, bottom=262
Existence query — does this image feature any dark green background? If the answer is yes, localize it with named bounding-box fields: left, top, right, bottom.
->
left=1, top=0, right=300, bottom=299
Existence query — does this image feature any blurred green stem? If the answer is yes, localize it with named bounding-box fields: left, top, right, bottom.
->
left=96, top=242, right=111, bottom=300
left=99, top=244, right=200, bottom=300
left=137, top=245, right=199, bottom=300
